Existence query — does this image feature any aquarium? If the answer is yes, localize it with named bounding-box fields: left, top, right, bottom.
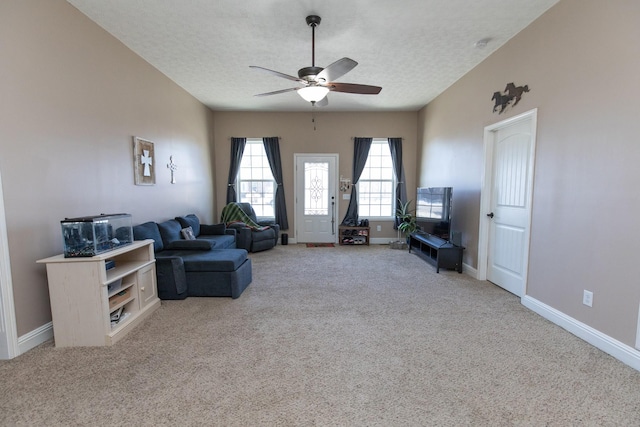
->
left=61, top=213, right=132, bottom=257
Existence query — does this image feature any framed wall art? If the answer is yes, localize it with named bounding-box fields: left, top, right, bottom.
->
left=133, top=137, right=155, bottom=185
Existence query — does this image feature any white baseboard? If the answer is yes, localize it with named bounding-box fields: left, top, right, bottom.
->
left=463, top=262, right=477, bottom=278
left=522, top=296, right=640, bottom=372
left=281, top=239, right=401, bottom=245
left=636, top=303, right=640, bottom=351
left=370, top=238, right=400, bottom=245
left=18, top=322, right=53, bottom=355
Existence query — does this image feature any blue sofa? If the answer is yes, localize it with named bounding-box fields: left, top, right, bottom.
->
left=132, top=214, right=252, bottom=300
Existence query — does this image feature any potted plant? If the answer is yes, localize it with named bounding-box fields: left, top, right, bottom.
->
left=396, top=199, right=420, bottom=243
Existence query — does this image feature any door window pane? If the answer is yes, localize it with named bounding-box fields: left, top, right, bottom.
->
left=304, top=162, right=329, bottom=215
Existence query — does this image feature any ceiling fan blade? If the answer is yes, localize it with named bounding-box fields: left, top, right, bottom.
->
left=315, top=96, right=329, bottom=107
left=250, top=66, right=306, bottom=84
left=328, top=82, right=382, bottom=95
left=254, top=87, right=300, bottom=97
left=316, top=58, right=357, bottom=83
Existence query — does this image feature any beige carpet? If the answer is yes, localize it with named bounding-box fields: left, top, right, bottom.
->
left=1, top=244, right=639, bottom=426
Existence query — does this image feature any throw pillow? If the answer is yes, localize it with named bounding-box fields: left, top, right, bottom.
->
left=176, top=214, right=201, bottom=236
left=181, top=226, right=196, bottom=240
left=132, top=222, right=164, bottom=252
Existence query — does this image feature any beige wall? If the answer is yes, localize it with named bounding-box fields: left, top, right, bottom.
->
left=212, top=111, right=418, bottom=239
left=418, top=0, right=640, bottom=346
left=0, top=1, right=215, bottom=336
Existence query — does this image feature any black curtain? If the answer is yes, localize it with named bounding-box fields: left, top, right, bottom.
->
left=226, top=137, right=246, bottom=204
left=388, top=137, right=407, bottom=229
left=263, top=137, right=289, bottom=230
left=341, top=137, right=372, bottom=226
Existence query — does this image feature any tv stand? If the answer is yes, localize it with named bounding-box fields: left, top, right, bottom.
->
left=409, top=232, right=463, bottom=273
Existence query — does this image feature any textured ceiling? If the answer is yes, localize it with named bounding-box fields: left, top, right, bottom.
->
left=66, top=0, right=559, bottom=112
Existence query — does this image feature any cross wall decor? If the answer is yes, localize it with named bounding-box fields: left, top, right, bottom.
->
left=133, top=137, right=156, bottom=185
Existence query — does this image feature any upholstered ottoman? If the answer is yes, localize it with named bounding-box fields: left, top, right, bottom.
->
left=174, top=249, right=252, bottom=299
left=154, top=249, right=252, bottom=299
left=159, top=249, right=252, bottom=298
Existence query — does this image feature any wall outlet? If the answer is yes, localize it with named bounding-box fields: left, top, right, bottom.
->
left=376, top=225, right=381, bottom=231
left=583, top=290, right=593, bottom=307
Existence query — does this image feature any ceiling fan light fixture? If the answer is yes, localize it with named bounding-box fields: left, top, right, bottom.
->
left=297, top=86, right=329, bottom=103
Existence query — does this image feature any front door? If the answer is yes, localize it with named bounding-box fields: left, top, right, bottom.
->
left=295, top=154, right=338, bottom=243
left=480, top=110, right=537, bottom=297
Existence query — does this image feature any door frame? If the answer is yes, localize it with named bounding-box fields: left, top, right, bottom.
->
left=477, top=108, right=537, bottom=297
left=0, top=169, right=19, bottom=359
left=293, top=153, right=339, bottom=244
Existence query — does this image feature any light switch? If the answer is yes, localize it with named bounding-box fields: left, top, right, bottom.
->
left=343, top=194, right=350, bottom=200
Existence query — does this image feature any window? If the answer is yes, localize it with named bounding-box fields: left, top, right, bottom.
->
left=358, top=139, right=396, bottom=218
left=237, top=139, right=275, bottom=218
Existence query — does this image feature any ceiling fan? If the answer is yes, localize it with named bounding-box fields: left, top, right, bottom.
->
left=250, top=15, right=382, bottom=106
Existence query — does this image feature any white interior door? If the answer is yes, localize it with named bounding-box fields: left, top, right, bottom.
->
left=295, top=154, right=338, bottom=243
left=479, top=110, right=537, bottom=297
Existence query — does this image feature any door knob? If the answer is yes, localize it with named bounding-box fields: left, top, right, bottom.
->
left=487, top=212, right=494, bottom=218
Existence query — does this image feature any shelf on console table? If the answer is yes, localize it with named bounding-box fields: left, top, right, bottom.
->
left=408, top=232, right=464, bottom=273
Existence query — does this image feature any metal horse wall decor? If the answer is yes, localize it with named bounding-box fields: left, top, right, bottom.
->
left=492, top=82, right=530, bottom=114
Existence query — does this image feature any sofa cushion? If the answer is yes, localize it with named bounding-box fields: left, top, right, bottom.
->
left=200, top=223, right=226, bottom=235
left=176, top=214, right=200, bottom=236
left=157, top=219, right=183, bottom=247
left=132, top=221, right=164, bottom=252
left=165, top=240, right=214, bottom=251
left=178, top=249, right=248, bottom=272
left=197, top=234, right=236, bottom=249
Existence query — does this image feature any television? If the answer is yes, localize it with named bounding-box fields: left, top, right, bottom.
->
left=415, top=187, right=453, bottom=240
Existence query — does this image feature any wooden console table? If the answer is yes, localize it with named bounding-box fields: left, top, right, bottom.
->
left=37, top=239, right=160, bottom=347
left=409, top=232, right=463, bottom=273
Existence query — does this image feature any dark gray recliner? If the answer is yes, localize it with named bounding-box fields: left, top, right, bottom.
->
left=227, top=203, right=280, bottom=252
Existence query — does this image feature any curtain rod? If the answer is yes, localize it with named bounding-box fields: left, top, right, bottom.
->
left=229, top=137, right=282, bottom=140
left=350, top=137, right=404, bottom=140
